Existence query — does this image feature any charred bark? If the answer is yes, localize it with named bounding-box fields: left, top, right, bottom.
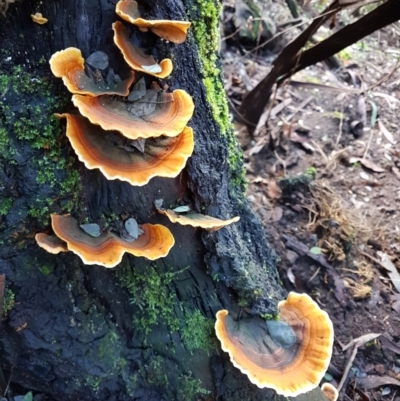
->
left=0, top=1, right=327, bottom=400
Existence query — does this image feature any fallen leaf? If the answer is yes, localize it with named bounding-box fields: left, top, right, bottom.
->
left=377, top=251, right=400, bottom=293
left=154, top=199, right=164, bottom=209
left=342, top=332, right=381, bottom=351
left=287, top=268, right=296, bottom=284
left=130, top=138, right=146, bottom=153
left=128, top=77, right=146, bottom=101
left=309, top=246, right=322, bottom=255
left=356, top=375, right=400, bottom=390
left=127, top=89, right=159, bottom=117
left=392, top=166, right=400, bottom=180
left=271, top=206, right=283, bottom=222
left=79, top=223, right=101, bottom=238
left=86, top=51, right=109, bottom=70
left=124, top=218, right=144, bottom=241
left=379, top=335, right=400, bottom=355
left=378, top=120, right=394, bottom=144
left=350, top=157, right=385, bottom=173
left=172, top=205, right=191, bottom=213
left=266, top=177, right=282, bottom=199
left=141, top=64, right=162, bottom=73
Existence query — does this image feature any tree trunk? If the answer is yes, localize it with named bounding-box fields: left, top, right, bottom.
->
left=0, top=1, right=327, bottom=400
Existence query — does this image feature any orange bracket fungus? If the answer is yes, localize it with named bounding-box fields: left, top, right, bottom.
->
left=215, top=292, right=334, bottom=397
left=112, top=21, right=173, bottom=78
left=31, top=13, right=48, bottom=24
left=156, top=206, right=240, bottom=232
left=116, top=0, right=191, bottom=44
left=35, top=233, right=68, bottom=254
left=71, top=88, right=194, bottom=140
left=43, top=214, right=174, bottom=267
left=321, top=383, right=338, bottom=401
left=58, top=113, right=194, bottom=186
left=49, top=47, right=135, bottom=96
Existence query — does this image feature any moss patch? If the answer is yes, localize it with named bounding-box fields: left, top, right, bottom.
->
left=181, top=309, right=216, bottom=354
left=0, top=62, right=81, bottom=226
left=3, top=287, right=15, bottom=318
left=117, top=262, right=181, bottom=336
left=188, top=0, right=247, bottom=193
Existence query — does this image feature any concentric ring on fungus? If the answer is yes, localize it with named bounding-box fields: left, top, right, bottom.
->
left=43, top=214, right=175, bottom=267
left=49, top=47, right=135, bottom=96
left=58, top=113, right=194, bottom=186
left=215, top=293, right=334, bottom=397
left=71, top=89, right=194, bottom=140
left=112, top=21, right=173, bottom=78
left=116, top=0, right=191, bottom=44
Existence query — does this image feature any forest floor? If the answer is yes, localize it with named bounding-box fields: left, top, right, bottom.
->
left=222, top=6, right=400, bottom=401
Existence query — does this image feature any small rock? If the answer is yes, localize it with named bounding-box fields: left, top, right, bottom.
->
left=286, top=250, right=299, bottom=264
left=375, top=364, right=385, bottom=374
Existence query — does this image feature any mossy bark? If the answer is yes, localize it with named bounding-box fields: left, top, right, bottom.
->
left=0, top=1, right=327, bottom=400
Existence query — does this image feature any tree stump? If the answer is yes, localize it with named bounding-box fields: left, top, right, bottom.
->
left=0, top=1, right=329, bottom=400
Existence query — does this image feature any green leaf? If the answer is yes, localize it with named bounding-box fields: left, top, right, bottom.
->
left=309, top=246, right=322, bottom=255
left=23, top=392, right=33, bottom=401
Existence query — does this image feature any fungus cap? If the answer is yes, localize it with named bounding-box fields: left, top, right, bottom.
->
left=49, top=47, right=135, bottom=96
left=71, top=89, right=194, bottom=140
left=112, top=21, right=173, bottom=78
left=35, top=233, right=68, bottom=254
left=59, top=113, right=194, bottom=186
left=31, top=12, right=48, bottom=24
left=50, top=214, right=175, bottom=267
left=215, top=292, right=334, bottom=397
left=321, top=383, right=338, bottom=401
left=156, top=209, right=240, bottom=232
left=116, top=0, right=191, bottom=44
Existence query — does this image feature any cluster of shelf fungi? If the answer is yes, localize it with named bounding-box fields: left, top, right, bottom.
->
left=34, top=1, right=336, bottom=399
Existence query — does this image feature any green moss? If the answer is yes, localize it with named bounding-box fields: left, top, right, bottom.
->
left=181, top=309, right=216, bottom=354
left=189, top=0, right=246, bottom=193
left=118, top=263, right=181, bottom=336
left=177, top=373, right=210, bottom=401
left=3, top=288, right=15, bottom=317
left=0, top=197, right=12, bottom=216
left=0, top=74, right=8, bottom=94
left=38, top=263, right=53, bottom=275
left=0, top=62, right=81, bottom=227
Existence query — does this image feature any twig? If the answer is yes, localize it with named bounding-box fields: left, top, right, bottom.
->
left=227, top=96, right=257, bottom=127
left=337, top=346, right=358, bottom=393
left=274, top=150, right=287, bottom=176
left=308, top=266, right=321, bottom=282
left=362, top=127, right=374, bottom=160
left=335, top=103, right=344, bottom=149
left=4, top=365, right=13, bottom=396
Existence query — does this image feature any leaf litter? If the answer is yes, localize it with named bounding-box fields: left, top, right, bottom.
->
left=222, top=5, right=400, bottom=398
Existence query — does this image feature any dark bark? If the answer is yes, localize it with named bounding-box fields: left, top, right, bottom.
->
left=0, top=1, right=327, bottom=400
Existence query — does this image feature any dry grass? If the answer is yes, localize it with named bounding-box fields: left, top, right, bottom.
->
left=305, top=179, right=380, bottom=298
left=342, top=260, right=374, bottom=298
left=306, top=180, right=376, bottom=254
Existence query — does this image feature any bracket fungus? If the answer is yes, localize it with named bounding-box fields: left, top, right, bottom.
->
left=31, top=12, right=48, bottom=24
left=42, top=214, right=174, bottom=267
left=49, top=47, right=135, bottom=96
left=321, top=383, right=338, bottom=401
left=58, top=113, right=194, bottom=186
left=215, top=292, right=334, bottom=397
left=116, top=0, right=191, bottom=44
left=156, top=207, right=240, bottom=232
left=35, top=233, right=68, bottom=254
left=112, top=21, right=173, bottom=78
left=71, top=89, right=194, bottom=140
